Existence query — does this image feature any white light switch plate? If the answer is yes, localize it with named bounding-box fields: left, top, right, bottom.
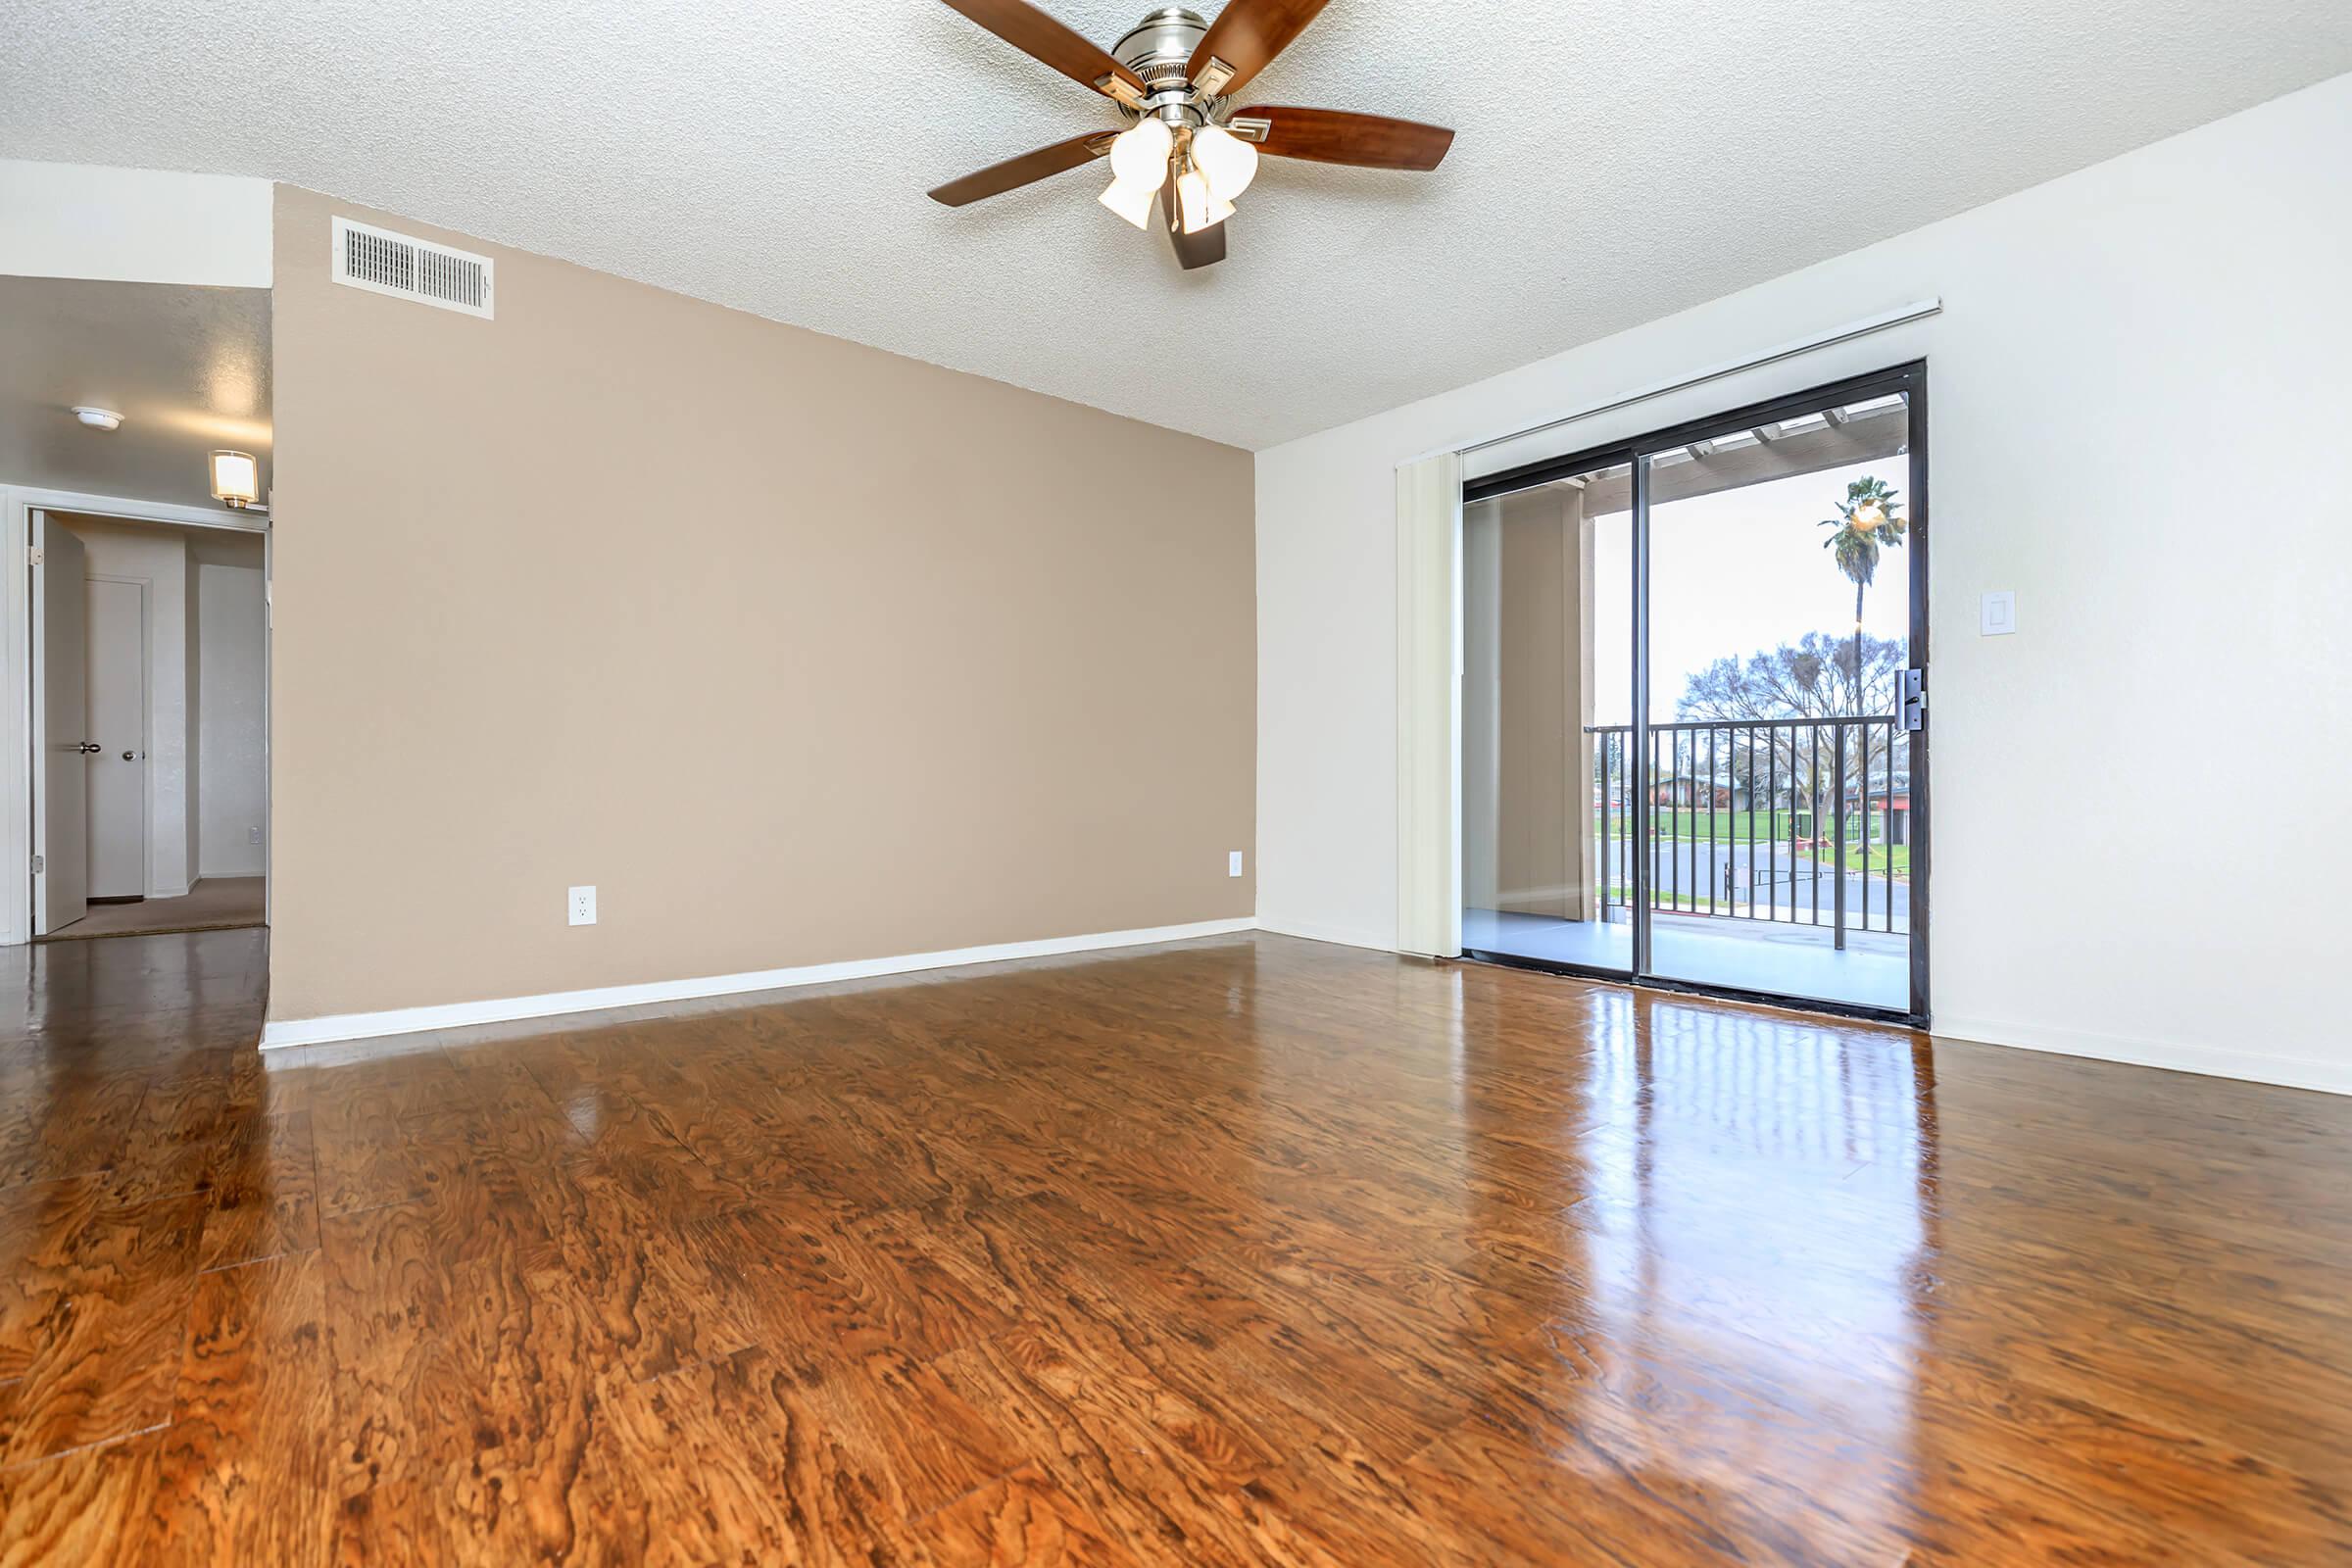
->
left=568, top=885, right=597, bottom=926
left=1229, top=851, right=1245, bottom=878
left=1982, top=591, right=2017, bottom=636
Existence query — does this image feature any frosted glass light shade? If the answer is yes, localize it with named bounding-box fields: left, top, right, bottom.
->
left=1191, top=124, right=1258, bottom=202
left=1107, top=118, right=1174, bottom=189
left=209, top=450, right=259, bottom=508
left=1099, top=174, right=1157, bottom=229
left=1175, top=167, right=1226, bottom=235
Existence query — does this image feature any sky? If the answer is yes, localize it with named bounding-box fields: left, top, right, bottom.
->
left=1587, top=457, right=1913, bottom=724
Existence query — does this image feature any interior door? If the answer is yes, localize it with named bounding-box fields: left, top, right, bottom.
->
left=85, top=578, right=147, bottom=899
left=31, top=513, right=90, bottom=934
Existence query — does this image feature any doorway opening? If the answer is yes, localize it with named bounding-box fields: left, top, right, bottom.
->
left=1460, top=363, right=1928, bottom=1024
left=27, top=507, right=269, bottom=942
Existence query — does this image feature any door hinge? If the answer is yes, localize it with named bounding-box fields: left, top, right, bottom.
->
left=30, top=854, right=43, bottom=874
left=26, top=545, right=42, bottom=566
left=1899, top=668, right=1927, bottom=731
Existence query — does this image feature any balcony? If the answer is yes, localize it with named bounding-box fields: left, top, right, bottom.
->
left=1464, top=714, right=1912, bottom=1011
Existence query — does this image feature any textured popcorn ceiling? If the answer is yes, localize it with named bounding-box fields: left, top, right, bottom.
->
left=4, top=2, right=2346, bottom=449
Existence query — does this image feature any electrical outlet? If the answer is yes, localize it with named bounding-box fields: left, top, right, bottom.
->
left=568, top=885, right=597, bottom=926
left=1228, top=851, right=1245, bottom=878
left=247, top=825, right=261, bottom=845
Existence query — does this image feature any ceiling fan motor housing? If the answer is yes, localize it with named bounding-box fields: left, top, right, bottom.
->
left=1115, top=7, right=1210, bottom=109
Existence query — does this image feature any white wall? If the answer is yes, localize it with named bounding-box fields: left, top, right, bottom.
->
left=196, top=564, right=267, bottom=876
left=1256, top=73, right=2352, bottom=1093
left=0, top=160, right=272, bottom=285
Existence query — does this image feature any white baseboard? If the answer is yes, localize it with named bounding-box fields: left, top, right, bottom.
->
left=1934, top=1014, right=2352, bottom=1098
left=1251, top=913, right=1397, bottom=954
left=147, top=882, right=191, bottom=901
left=255, top=908, right=2347, bottom=1099
left=259, top=916, right=1257, bottom=1051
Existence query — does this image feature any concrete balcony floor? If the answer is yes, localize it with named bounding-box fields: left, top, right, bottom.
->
left=1463, top=906, right=1911, bottom=1012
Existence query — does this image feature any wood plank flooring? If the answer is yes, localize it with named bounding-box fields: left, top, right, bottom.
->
left=1, top=926, right=2348, bottom=1563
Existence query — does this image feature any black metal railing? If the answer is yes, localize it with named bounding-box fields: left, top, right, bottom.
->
left=1589, top=715, right=1910, bottom=950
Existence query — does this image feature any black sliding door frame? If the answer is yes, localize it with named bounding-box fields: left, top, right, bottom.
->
left=1461, top=361, right=1932, bottom=1027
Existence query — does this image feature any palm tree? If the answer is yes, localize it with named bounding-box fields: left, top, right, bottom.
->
left=1820, top=475, right=1905, bottom=711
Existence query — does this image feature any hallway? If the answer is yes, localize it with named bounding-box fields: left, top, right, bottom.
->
left=35, top=877, right=266, bottom=943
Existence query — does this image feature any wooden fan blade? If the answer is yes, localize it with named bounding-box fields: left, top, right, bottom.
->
left=936, top=0, right=1146, bottom=99
left=1241, top=106, right=1455, bottom=171
left=1188, top=0, right=1330, bottom=97
left=929, top=131, right=1113, bottom=206
left=1161, top=183, right=1228, bottom=270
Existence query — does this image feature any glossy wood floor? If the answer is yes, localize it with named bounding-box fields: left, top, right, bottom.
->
left=2, top=929, right=2349, bottom=1565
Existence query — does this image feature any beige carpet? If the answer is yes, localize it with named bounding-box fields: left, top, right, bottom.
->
left=39, top=876, right=266, bottom=942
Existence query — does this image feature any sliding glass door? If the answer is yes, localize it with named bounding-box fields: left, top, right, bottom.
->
left=1462, top=364, right=1929, bottom=1023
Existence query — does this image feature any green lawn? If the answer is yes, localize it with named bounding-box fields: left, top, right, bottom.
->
left=1593, top=809, right=1910, bottom=878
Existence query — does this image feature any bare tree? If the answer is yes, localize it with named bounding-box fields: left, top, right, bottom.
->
left=1678, top=631, right=1906, bottom=722
left=1673, top=632, right=1907, bottom=827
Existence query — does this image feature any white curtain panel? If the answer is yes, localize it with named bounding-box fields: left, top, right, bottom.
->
left=1395, top=451, right=1462, bottom=957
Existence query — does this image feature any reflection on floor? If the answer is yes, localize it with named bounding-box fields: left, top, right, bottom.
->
left=3, top=928, right=2348, bottom=1562
left=1463, top=905, right=1909, bottom=1010
left=40, top=875, right=267, bottom=942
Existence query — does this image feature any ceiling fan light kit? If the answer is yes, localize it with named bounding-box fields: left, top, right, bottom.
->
left=1098, top=170, right=1160, bottom=228
left=1099, top=114, right=1173, bottom=228
left=1190, top=123, right=1258, bottom=200
left=929, top=0, right=1454, bottom=270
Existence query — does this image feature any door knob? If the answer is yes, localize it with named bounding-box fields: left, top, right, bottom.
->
left=122, top=750, right=136, bottom=760
left=77, top=741, right=102, bottom=754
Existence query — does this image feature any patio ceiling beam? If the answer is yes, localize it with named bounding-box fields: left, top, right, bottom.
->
left=1576, top=415, right=1910, bottom=515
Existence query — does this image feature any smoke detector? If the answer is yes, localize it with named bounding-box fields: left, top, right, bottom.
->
left=72, top=406, right=122, bottom=431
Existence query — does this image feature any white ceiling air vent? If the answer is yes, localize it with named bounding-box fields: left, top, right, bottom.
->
left=330, top=216, right=494, bottom=318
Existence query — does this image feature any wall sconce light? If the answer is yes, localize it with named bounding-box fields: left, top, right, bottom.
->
left=209, top=450, right=260, bottom=510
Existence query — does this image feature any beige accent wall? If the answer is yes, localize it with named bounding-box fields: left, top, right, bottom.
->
left=1461, top=487, right=1595, bottom=920
left=268, top=186, right=1254, bottom=1022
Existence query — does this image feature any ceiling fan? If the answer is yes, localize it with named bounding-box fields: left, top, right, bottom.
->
left=927, top=0, right=1454, bottom=270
